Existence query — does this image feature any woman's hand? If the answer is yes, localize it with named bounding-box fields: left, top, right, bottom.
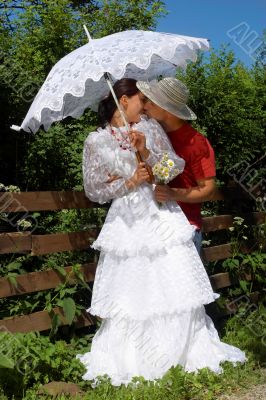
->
left=126, top=162, right=150, bottom=189
left=129, top=130, right=150, bottom=160
left=129, top=130, right=146, bottom=153
left=106, top=174, right=121, bottom=183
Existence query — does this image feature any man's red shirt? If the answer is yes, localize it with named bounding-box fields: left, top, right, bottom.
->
left=167, top=123, right=216, bottom=229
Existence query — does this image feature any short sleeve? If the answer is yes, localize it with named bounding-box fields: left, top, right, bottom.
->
left=190, top=136, right=216, bottom=180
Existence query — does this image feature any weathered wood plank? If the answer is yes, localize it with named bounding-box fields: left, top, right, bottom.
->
left=202, top=212, right=265, bottom=232
left=0, top=191, right=102, bottom=212
left=0, top=186, right=253, bottom=213
left=202, top=243, right=253, bottom=262
left=202, top=244, right=233, bottom=262
left=0, top=308, right=95, bottom=333
left=210, top=271, right=253, bottom=290
left=31, top=230, right=98, bottom=255
left=0, top=232, right=31, bottom=254
left=0, top=231, right=98, bottom=255
left=0, top=263, right=97, bottom=298
left=209, top=272, right=234, bottom=290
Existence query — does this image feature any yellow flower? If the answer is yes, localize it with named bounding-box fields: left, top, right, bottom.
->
left=153, top=165, right=159, bottom=174
left=167, top=159, right=174, bottom=167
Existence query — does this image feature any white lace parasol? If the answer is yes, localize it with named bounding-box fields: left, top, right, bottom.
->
left=13, top=30, right=209, bottom=133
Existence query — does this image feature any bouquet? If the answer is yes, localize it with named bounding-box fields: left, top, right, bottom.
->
left=152, top=152, right=181, bottom=206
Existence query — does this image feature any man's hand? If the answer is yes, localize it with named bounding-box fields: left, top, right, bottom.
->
left=155, top=177, right=216, bottom=203
left=154, top=184, right=176, bottom=202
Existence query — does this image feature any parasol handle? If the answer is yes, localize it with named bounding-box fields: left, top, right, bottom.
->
left=135, top=151, right=154, bottom=184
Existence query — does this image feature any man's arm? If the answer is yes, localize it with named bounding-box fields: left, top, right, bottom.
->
left=154, top=177, right=216, bottom=203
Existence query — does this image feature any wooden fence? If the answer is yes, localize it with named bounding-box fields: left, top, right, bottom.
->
left=0, top=187, right=265, bottom=333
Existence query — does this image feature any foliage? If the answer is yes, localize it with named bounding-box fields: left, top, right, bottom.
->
left=0, top=306, right=265, bottom=399
left=177, top=42, right=266, bottom=187
left=0, top=254, right=95, bottom=323
left=0, top=331, right=89, bottom=399
left=220, top=216, right=266, bottom=301
left=22, top=116, right=96, bottom=190
left=0, top=0, right=166, bottom=185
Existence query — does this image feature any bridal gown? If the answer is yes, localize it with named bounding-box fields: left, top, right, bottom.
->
left=77, top=116, right=246, bottom=386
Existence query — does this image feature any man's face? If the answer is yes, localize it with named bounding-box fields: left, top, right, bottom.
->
left=142, top=97, right=167, bottom=122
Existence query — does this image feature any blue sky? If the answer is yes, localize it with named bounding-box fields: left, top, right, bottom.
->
left=156, top=0, right=265, bottom=66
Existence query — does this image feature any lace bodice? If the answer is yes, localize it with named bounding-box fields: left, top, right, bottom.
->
left=83, top=117, right=185, bottom=204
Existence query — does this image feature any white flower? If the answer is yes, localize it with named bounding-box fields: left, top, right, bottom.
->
left=17, top=219, right=32, bottom=229
left=202, top=240, right=211, bottom=246
left=153, top=153, right=180, bottom=184
left=233, top=216, right=244, bottom=225
left=162, top=153, right=169, bottom=161
left=6, top=185, right=20, bottom=193
left=167, top=159, right=174, bottom=167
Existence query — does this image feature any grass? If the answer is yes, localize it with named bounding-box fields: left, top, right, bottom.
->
left=0, top=305, right=265, bottom=400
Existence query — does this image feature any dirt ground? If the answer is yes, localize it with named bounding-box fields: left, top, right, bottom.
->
left=220, top=369, right=266, bottom=400
left=220, top=384, right=266, bottom=399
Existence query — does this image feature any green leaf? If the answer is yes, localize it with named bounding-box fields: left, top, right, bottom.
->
left=239, top=280, right=248, bottom=293
left=46, top=303, right=52, bottom=313
left=7, top=274, right=18, bottom=288
left=54, top=265, right=67, bottom=277
left=0, top=355, right=15, bottom=369
left=50, top=313, right=60, bottom=337
left=62, top=297, right=76, bottom=325
left=5, top=261, right=22, bottom=272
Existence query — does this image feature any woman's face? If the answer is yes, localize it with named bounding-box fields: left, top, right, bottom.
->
left=121, top=92, right=145, bottom=124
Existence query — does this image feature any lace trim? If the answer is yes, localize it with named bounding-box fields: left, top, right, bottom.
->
left=88, top=293, right=220, bottom=321
left=91, top=234, right=195, bottom=257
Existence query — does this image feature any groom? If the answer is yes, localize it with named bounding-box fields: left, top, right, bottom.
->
left=136, top=78, right=216, bottom=253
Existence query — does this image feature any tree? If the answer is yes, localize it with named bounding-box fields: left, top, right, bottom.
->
left=0, top=0, right=166, bottom=186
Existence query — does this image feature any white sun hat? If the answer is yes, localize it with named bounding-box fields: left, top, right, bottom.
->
left=137, top=77, right=197, bottom=120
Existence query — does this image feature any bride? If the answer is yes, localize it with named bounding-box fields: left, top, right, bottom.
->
left=77, top=78, right=246, bottom=386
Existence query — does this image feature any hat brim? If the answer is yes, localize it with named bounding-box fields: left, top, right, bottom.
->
left=137, top=80, right=197, bottom=121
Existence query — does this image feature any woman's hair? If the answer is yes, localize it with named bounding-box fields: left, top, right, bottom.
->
left=98, top=78, right=138, bottom=127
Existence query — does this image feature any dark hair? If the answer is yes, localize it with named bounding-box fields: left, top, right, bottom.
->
left=98, top=78, right=138, bottom=127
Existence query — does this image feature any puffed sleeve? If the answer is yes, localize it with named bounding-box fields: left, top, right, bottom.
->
left=82, top=132, right=130, bottom=204
left=140, top=118, right=185, bottom=173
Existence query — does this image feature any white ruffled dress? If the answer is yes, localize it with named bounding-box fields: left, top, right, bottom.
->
left=77, top=116, right=246, bottom=386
